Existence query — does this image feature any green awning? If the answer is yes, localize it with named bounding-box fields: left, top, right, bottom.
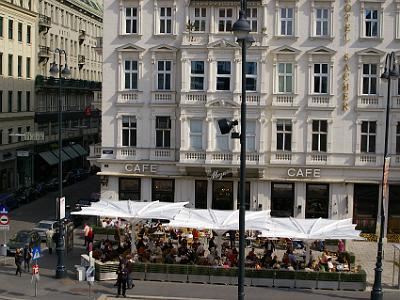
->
left=51, top=150, right=71, bottom=162
left=63, top=146, right=80, bottom=159
left=39, top=151, right=59, bottom=166
left=71, top=144, right=88, bottom=156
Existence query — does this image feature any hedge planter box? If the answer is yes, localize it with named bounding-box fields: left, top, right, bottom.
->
left=94, top=260, right=119, bottom=281
left=187, top=265, right=210, bottom=283
left=295, top=271, right=319, bottom=289
left=249, top=269, right=274, bottom=287
left=317, top=272, right=340, bottom=290
left=167, top=264, right=188, bottom=282
left=145, top=263, right=168, bottom=281
left=339, top=270, right=367, bottom=291
left=130, top=263, right=146, bottom=280
left=274, top=270, right=296, bottom=288
left=209, top=267, right=237, bottom=285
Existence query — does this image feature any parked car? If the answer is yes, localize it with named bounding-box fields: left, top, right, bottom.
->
left=7, top=230, right=41, bottom=256
left=32, top=220, right=59, bottom=242
left=44, top=178, right=58, bottom=192
left=0, top=193, right=19, bottom=210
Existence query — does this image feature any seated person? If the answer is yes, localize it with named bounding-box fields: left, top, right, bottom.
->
left=319, top=251, right=330, bottom=271
left=327, top=257, right=335, bottom=272
left=164, top=248, right=176, bottom=264
left=282, top=253, right=290, bottom=267
left=246, top=247, right=257, bottom=262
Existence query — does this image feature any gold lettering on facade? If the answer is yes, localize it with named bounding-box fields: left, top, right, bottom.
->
left=344, top=0, right=351, bottom=42
left=342, top=53, right=350, bottom=111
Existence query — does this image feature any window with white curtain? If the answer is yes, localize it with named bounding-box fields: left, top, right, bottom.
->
left=278, top=63, right=293, bottom=93
left=313, top=63, right=328, bottom=94
left=189, top=120, right=202, bottom=150
left=365, top=9, right=378, bottom=37
left=246, top=62, right=257, bottom=91
left=315, top=8, right=329, bottom=36
left=190, top=61, right=205, bottom=90
left=216, top=123, right=229, bottom=150
left=246, top=121, right=256, bottom=151
left=312, top=120, right=327, bottom=152
left=122, top=116, right=137, bottom=147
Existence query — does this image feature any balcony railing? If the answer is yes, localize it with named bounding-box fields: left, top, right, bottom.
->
left=179, top=151, right=206, bottom=163
left=181, top=92, right=207, bottom=104
left=78, top=55, right=86, bottom=65
left=308, top=95, right=334, bottom=109
left=38, top=46, right=51, bottom=63
left=114, top=148, right=176, bottom=161
left=79, top=30, right=86, bottom=44
left=355, top=153, right=382, bottom=167
left=238, top=93, right=262, bottom=105
left=117, top=91, right=143, bottom=104
left=39, top=14, right=51, bottom=33
left=94, top=37, right=103, bottom=54
left=306, top=153, right=328, bottom=165
left=272, top=94, right=296, bottom=107
left=391, top=96, right=400, bottom=109
left=357, top=95, right=384, bottom=110
left=151, top=91, right=176, bottom=104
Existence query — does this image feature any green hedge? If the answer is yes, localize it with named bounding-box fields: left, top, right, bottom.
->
left=167, top=264, right=188, bottom=275
left=295, top=270, right=319, bottom=281
left=209, top=267, right=237, bottom=277
left=340, top=270, right=366, bottom=282
left=131, top=263, right=145, bottom=273
left=250, top=269, right=275, bottom=279
left=275, top=270, right=296, bottom=279
left=187, top=265, right=210, bottom=276
left=146, top=263, right=167, bottom=274
left=318, top=271, right=341, bottom=281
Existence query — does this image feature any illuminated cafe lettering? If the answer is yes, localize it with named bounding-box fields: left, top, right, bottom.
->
left=125, top=164, right=158, bottom=173
left=287, top=168, right=321, bottom=178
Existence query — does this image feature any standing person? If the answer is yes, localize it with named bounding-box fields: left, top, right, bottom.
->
left=338, top=239, right=345, bottom=254
left=15, top=249, right=23, bottom=276
left=88, top=226, right=94, bottom=244
left=116, top=264, right=129, bottom=298
left=83, top=224, right=90, bottom=246
left=46, top=228, right=54, bottom=254
left=23, top=244, right=32, bottom=272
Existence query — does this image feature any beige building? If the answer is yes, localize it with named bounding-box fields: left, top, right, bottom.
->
left=0, top=0, right=38, bottom=195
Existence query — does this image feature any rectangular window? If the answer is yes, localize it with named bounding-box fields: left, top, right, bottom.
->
left=8, top=54, right=12, bottom=76
left=160, top=7, right=172, bottom=34
left=17, top=22, right=22, bottom=42
left=189, top=119, right=202, bottom=149
left=193, top=8, right=206, bottom=32
left=190, top=61, right=204, bottom=90
left=280, top=7, right=293, bottom=36
left=246, top=121, right=256, bottom=151
left=278, top=63, right=293, bottom=93
left=353, top=184, right=379, bottom=232
left=0, top=16, right=3, bottom=37
left=271, top=182, right=294, bottom=217
left=124, top=60, right=138, bottom=90
left=277, top=119, right=292, bottom=151
left=119, top=178, right=141, bottom=200
left=122, top=116, right=137, bottom=147
left=17, top=127, right=22, bottom=142
left=362, top=64, right=377, bottom=95
left=397, top=122, right=400, bottom=154
left=315, top=8, right=329, bottom=36
left=218, top=8, right=234, bottom=32
left=157, top=60, right=171, bottom=90
left=312, top=120, right=327, bottom=152
left=26, top=126, right=30, bottom=133
left=17, top=91, right=22, bottom=112
left=125, top=7, right=137, bottom=34
left=156, top=116, right=171, bottom=148
left=313, top=63, right=328, bottom=93
left=216, top=61, right=231, bottom=91
left=306, top=184, right=329, bottom=218
left=212, top=181, right=233, bottom=210
left=0, top=52, right=2, bottom=75
left=27, top=25, right=31, bottom=43
left=17, top=56, right=22, bottom=77
left=246, top=62, right=257, bottom=91
left=8, top=128, right=12, bottom=144
left=246, top=8, right=258, bottom=32
left=365, top=9, right=378, bottom=37
left=26, top=57, right=31, bottom=78
left=195, top=180, right=208, bottom=209
left=8, top=91, right=12, bottom=112
left=152, top=179, right=174, bottom=202
left=26, top=91, right=30, bottom=111
left=8, top=19, right=13, bottom=39
left=361, top=121, right=376, bottom=153
left=216, top=122, right=229, bottom=150
left=0, top=130, right=2, bottom=145
left=0, top=90, right=2, bottom=112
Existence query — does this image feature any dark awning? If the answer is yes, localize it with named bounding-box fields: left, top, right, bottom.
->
left=51, top=150, right=71, bottom=162
left=71, top=144, right=88, bottom=156
left=63, top=146, right=80, bottom=159
left=39, top=151, right=59, bottom=166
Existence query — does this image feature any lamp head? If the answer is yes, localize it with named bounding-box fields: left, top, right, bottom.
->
left=61, top=64, right=71, bottom=78
left=232, top=10, right=251, bottom=40
left=218, top=118, right=238, bottom=135
left=49, top=62, right=59, bottom=76
left=389, top=65, right=399, bottom=79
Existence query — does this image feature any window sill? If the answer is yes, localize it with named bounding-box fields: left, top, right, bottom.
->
left=154, top=33, right=177, bottom=37
left=274, top=35, right=299, bottom=39
left=309, top=36, right=334, bottom=40
left=119, top=33, right=142, bottom=37
left=358, top=37, right=384, bottom=41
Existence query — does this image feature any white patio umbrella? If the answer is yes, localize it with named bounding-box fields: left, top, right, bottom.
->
left=166, top=208, right=272, bottom=255
left=71, top=200, right=189, bottom=252
left=259, top=217, right=363, bottom=240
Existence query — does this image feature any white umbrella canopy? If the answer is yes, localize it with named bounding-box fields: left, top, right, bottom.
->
left=167, top=208, right=272, bottom=232
left=260, top=217, right=363, bottom=240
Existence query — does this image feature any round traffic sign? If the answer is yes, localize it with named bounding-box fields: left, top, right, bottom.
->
left=0, top=214, right=9, bottom=225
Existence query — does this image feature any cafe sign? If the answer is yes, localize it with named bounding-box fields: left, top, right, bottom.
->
left=124, top=163, right=158, bottom=173
left=287, top=168, right=321, bottom=178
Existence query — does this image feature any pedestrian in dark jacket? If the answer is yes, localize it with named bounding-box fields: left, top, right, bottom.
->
left=23, top=244, right=32, bottom=272
left=15, top=249, right=23, bottom=276
left=116, top=264, right=129, bottom=298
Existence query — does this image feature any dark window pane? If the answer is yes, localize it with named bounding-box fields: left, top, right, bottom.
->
left=156, top=131, right=163, bottom=147
left=164, top=131, right=170, bottom=147
left=277, top=133, right=283, bottom=150
left=353, top=184, right=379, bottom=232
left=369, top=136, right=376, bottom=152
left=122, top=129, right=129, bottom=146
left=312, top=134, right=318, bottom=151
left=130, top=130, right=136, bottom=147
left=312, top=120, right=319, bottom=132
left=320, top=134, right=327, bottom=152
left=285, top=134, right=292, bottom=151
left=271, top=182, right=294, bottom=217
left=306, top=184, right=329, bottom=218
left=361, top=136, right=367, bottom=152
left=370, top=121, right=376, bottom=133
left=320, top=120, right=327, bottom=132
left=195, top=180, right=208, bottom=209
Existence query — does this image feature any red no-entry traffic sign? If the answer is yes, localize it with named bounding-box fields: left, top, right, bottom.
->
left=0, top=214, right=9, bottom=225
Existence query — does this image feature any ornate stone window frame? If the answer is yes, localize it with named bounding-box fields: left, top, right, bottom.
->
left=271, top=45, right=300, bottom=95
left=359, top=0, right=384, bottom=40
left=116, top=44, right=145, bottom=92
left=306, top=117, right=333, bottom=154
left=119, top=0, right=143, bottom=36
left=153, top=0, right=177, bottom=36
left=271, top=117, right=297, bottom=152
left=356, top=48, right=384, bottom=97
left=150, top=44, right=178, bottom=91
left=355, top=117, right=382, bottom=155
left=309, top=0, right=335, bottom=39
left=274, top=0, right=299, bottom=38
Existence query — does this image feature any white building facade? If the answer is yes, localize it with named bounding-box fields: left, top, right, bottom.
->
left=100, top=0, right=400, bottom=235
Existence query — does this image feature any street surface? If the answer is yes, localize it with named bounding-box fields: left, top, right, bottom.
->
left=0, top=175, right=399, bottom=299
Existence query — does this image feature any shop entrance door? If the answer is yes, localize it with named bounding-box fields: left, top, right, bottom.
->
left=305, top=184, right=329, bottom=218
left=271, top=182, right=294, bottom=217
left=212, top=181, right=233, bottom=210
left=388, top=185, right=400, bottom=234
left=353, top=184, right=379, bottom=233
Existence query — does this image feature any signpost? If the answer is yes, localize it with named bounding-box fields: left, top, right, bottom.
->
left=0, top=205, right=9, bottom=265
left=31, top=246, right=41, bottom=297
left=86, top=266, right=95, bottom=297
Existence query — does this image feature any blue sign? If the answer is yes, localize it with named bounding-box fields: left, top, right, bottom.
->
left=0, top=205, right=8, bottom=214
left=32, top=246, right=41, bottom=260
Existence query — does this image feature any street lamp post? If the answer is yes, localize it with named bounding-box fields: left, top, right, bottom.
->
left=371, top=51, right=399, bottom=300
left=218, top=3, right=254, bottom=299
left=49, top=48, right=71, bottom=279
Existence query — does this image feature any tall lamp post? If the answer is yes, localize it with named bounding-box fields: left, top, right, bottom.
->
left=49, top=48, right=71, bottom=279
left=371, top=51, right=399, bottom=300
left=218, top=2, right=254, bottom=299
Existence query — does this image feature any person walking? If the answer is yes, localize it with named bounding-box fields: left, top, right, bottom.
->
left=46, top=228, right=54, bottom=254
left=23, top=244, right=32, bottom=272
left=15, top=249, right=23, bottom=276
left=83, top=223, right=90, bottom=246
left=116, top=264, right=129, bottom=298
